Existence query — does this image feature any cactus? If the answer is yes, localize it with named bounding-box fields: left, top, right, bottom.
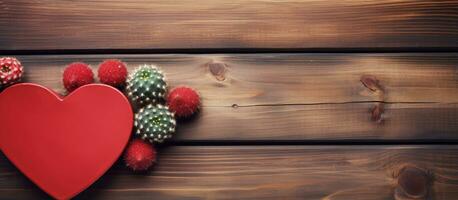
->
left=126, top=64, right=167, bottom=106
left=167, top=86, right=201, bottom=118
left=63, top=62, right=94, bottom=92
left=135, top=104, right=176, bottom=143
left=98, top=59, right=128, bottom=88
left=0, top=57, right=24, bottom=87
left=124, top=139, right=157, bottom=171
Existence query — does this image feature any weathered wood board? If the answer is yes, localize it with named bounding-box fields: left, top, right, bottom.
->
left=15, top=54, right=458, bottom=105
left=1, top=146, right=458, bottom=199
left=6, top=54, right=457, bottom=141
left=1, top=0, right=458, bottom=50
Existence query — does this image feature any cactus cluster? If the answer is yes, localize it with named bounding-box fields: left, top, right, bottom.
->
left=124, top=64, right=201, bottom=171
left=134, top=104, right=176, bottom=143
left=126, top=64, right=167, bottom=106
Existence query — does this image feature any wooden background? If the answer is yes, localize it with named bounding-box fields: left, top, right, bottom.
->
left=0, top=0, right=457, bottom=199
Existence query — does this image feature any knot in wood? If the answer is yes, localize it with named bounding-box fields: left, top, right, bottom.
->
left=371, top=104, right=384, bottom=123
left=208, top=62, right=227, bottom=81
left=360, top=75, right=384, bottom=93
left=395, top=166, right=431, bottom=200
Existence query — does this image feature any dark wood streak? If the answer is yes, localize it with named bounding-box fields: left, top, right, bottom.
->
left=0, top=0, right=457, bottom=50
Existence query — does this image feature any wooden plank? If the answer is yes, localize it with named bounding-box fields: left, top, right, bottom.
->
left=12, top=54, right=458, bottom=105
left=0, top=0, right=457, bottom=50
left=3, top=53, right=457, bottom=141
left=1, top=146, right=458, bottom=199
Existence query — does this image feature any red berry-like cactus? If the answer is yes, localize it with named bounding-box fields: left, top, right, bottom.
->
left=124, top=139, right=157, bottom=171
left=167, top=86, right=200, bottom=118
left=98, top=59, right=128, bottom=88
left=0, top=57, right=23, bottom=87
left=63, top=62, right=94, bottom=92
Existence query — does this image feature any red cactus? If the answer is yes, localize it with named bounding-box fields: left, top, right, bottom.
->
left=123, top=139, right=157, bottom=171
left=98, top=59, right=128, bottom=88
left=63, top=62, right=94, bottom=92
left=167, top=86, right=200, bottom=118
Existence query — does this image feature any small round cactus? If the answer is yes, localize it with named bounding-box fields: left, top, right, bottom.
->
left=124, top=139, right=157, bottom=171
left=98, top=59, right=128, bottom=88
left=0, top=57, right=24, bottom=87
left=126, top=64, right=167, bottom=106
left=63, top=62, right=94, bottom=92
left=135, top=104, right=176, bottom=143
left=167, top=86, right=201, bottom=118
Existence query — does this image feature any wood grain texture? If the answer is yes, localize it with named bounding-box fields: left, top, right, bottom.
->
left=178, top=103, right=458, bottom=140
left=0, top=0, right=458, bottom=50
left=4, top=53, right=457, bottom=141
left=13, top=54, right=458, bottom=105
left=1, top=146, right=458, bottom=199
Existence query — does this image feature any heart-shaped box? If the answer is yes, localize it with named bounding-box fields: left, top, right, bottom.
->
left=0, top=83, right=133, bottom=199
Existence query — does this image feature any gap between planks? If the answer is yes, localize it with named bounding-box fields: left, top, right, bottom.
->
left=1, top=48, right=458, bottom=56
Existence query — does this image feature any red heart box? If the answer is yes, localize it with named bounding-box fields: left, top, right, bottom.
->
left=0, top=83, right=133, bottom=199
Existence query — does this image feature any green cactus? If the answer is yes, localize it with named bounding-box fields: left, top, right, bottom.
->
left=126, top=64, right=167, bottom=106
left=135, top=104, right=176, bottom=143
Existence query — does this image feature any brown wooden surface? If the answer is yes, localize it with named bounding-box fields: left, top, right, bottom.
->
left=1, top=146, right=458, bottom=200
left=1, top=0, right=458, bottom=50
left=9, top=53, right=458, bottom=141
left=1, top=1, right=458, bottom=199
